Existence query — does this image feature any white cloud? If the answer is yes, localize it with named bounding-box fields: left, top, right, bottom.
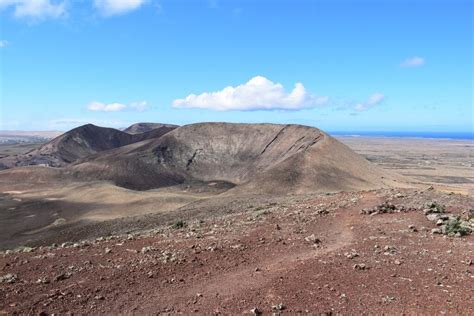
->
left=93, top=0, right=147, bottom=16
left=172, top=76, right=329, bottom=111
left=0, top=40, right=8, bottom=47
left=88, top=101, right=127, bottom=112
left=354, top=93, right=385, bottom=111
left=87, top=100, right=149, bottom=112
left=400, top=56, right=425, bottom=67
left=129, top=100, right=148, bottom=111
left=0, top=0, right=66, bottom=20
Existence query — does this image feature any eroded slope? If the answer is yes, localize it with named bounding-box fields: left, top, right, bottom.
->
left=71, top=123, right=401, bottom=193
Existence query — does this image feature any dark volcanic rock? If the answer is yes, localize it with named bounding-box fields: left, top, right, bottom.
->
left=70, top=123, right=401, bottom=193
left=0, top=123, right=177, bottom=168
left=124, top=123, right=178, bottom=135
left=129, top=125, right=178, bottom=143
left=9, top=124, right=135, bottom=167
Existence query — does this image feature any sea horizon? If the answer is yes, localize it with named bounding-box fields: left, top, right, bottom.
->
left=330, top=131, right=474, bottom=140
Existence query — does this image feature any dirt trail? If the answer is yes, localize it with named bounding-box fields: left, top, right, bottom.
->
left=1, top=189, right=473, bottom=315
left=165, top=192, right=380, bottom=305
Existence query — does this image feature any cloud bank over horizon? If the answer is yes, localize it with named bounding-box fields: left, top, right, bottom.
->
left=172, top=76, right=329, bottom=111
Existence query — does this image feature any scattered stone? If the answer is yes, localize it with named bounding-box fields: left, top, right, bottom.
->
left=382, top=296, right=396, bottom=303
left=17, top=246, right=35, bottom=253
left=394, top=259, right=402, bottom=265
left=250, top=307, right=261, bottom=315
left=353, top=263, right=368, bottom=270
left=431, top=228, right=443, bottom=234
left=427, top=214, right=441, bottom=222
left=53, top=272, right=71, bottom=282
left=61, top=242, right=73, bottom=248
left=272, top=303, right=285, bottom=311
left=141, top=246, right=156, bottom=254
left=105, top=247, right=112, bottom=254
left=316, top=208, right=329, bottom=215
left=36, top=277, right=50, bottom=284
left=344, top=250, right=359, bottom=259
left=304, top=234, right=321, bottom=244
left=383, top=245, right=397, bottom=255
left=0, top=273, right=17, bottom=284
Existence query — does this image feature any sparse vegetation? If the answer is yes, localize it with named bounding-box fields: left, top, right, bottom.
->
left=171, top=220, right=187, bottom=229
left=467, top=209, right=474, bottom=221
left=254, top=207, right=271, bottom=217
left=445, top=218, right=471, bottom=236
left=425, top=201, right=445, bottom=214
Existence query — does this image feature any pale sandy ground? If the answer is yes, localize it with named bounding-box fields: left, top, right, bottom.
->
left=338, top=137, right=474, bottom=195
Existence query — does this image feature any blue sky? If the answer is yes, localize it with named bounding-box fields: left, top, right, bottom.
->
left=0, top=0, right=472, bottom=133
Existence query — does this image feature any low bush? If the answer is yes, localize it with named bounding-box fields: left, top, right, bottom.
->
left=171, top=220, right=187, bottom=229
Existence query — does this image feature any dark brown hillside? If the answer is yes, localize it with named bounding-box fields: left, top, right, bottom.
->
left=9, top=124, right=135, bottom=167
left=129, top=124, right=178, bottom=142
left=71, top=123, right=402, bottom=193
left=124, top=122, right=178, bottom=134
left=0, top=123, right=177, bottom=169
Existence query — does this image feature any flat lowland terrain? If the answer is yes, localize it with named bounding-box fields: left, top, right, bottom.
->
left=339, top=137, right=474, bottom=194
left=0, top=142, right=44, bottom=157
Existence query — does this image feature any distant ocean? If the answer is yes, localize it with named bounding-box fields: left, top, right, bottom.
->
left=330, top=131, right=474, bottom=140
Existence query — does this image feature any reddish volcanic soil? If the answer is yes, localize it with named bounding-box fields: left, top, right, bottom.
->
left=1, top=189, right=473, bottom=315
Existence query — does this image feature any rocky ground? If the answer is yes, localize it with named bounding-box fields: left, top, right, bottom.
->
left=0, top=188, right=473, bottom=315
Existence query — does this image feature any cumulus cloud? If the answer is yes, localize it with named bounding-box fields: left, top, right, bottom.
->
left=0, top=0, right=66, bottom=20
left=0, top=40, right=8, bottom=47
left=172, top=76, right=329, bottom=111
left=354, top=93, right=385, bottom=111
left=400, top=56, right=425, bottom=67
left=93, top=0, right=147, bottom=16
left=129, top=100, right=148, bottom=111
left=87, top=100, right=149, bottom=112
